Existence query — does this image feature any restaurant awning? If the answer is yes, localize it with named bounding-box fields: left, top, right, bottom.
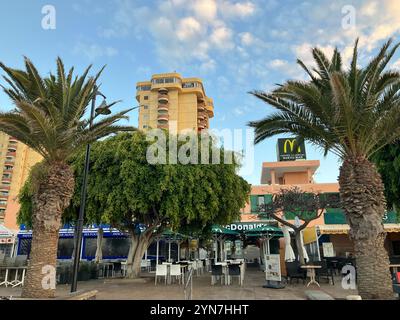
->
left=318, top=224, right=400, bottom=235
left=211, top=225, right=239, bottom=236
left=244, top=225, right=283, bottom=238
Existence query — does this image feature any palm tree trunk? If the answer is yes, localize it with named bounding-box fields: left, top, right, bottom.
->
left=339, top=157, right=393, bottom=299
left=21, top=163, right=74, bottom=299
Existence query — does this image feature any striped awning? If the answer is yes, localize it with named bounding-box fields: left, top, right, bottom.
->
left=318, top=223, right=400, bottom=235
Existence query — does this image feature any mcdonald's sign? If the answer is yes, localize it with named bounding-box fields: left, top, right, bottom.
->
left=277, top=137, right=306, bottom=161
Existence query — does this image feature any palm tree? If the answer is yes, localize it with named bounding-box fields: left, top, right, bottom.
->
left=0, top=57, right=135, bottom=298
left=248, top=39, right=400, bottom=299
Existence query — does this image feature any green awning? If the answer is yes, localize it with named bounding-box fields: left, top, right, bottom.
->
left=244, top=225, right=283, bottom=238
left=211, top=225, right=239, bottom=236
left=162, top=229, right=186, bottom=240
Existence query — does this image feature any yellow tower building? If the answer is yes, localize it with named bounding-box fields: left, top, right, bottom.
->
left=136, top=73, right=214, bottom=133
left=0, top=132, right=42, bottom=231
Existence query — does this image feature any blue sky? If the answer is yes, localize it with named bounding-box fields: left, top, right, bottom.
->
left=1, top=0, right=400, bottom=185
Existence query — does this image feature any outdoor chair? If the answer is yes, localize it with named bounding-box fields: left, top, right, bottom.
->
left=170, top=264, right=182, bottom=284
left=211, top=264, right=224, bottom=285
left=155, top=264, right=168, bottom=285
left=316, top=260, right=334, bottom=285
left=285, top=261, right=306, bottom=284
left=196, top=260, right=203, bottom=275
left=227, top=264, right=242, bottom=286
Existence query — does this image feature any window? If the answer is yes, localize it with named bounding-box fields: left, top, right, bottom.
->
left=137, top=85, right=151, bottom=91
left=143, top=125, right=148, bottom=129
left=143, top=96, right=149, bottom=100
left=0, top=191, right=8, bottom=196
left=2, top=173, right=11, bottom=179
left=164, top=77, right=174, bottom=83
left=0, top=209, right=5, bottom=215
left=393, top=241, right=400, bottom=255
left=4, top=165, right=13, bottom=171
left=143, top=114, right=149, bottom=120
left=257, top=195, right=265, bottom=206
left=143, top=105, right=148, bottom=109
left=0, top=200, right=7, bottom=205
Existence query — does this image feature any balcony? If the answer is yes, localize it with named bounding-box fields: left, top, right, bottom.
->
left=157, top=114, right=169, bottom=121
left=158, top=96, right=169, bottom=104
left=157, top=104, right=169, bottom=112
left=197, top=112, right=205, bottom=120
left=158, top=87, right=169, bottom=94
left=7, top=146, right=17, bottom=152
left=1, top=177, right=11, bottom=183
left=157, top=122, right=169, bottom=129
left=197, top=103, right=205, bottom=111
left=0, top=194, right=8, bottom=200
left=0, top=203, right=7, bottom=209
left=6, top=152, right=16, bottom=157
left=0, top=185, right=10, bottom=191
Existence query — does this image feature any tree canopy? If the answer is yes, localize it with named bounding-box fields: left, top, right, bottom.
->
left=373, top=142, right=400, bottom=213
left=19, top=131, right=251, bottom=236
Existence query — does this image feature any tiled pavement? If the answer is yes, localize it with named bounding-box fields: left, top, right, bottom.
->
left=0, top=267, right=359, bottom=300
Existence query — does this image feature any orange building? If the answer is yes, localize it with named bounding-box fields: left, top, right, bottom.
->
left=237, top=138, right=400, bottom=269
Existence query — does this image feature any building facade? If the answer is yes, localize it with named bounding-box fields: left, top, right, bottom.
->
left=136, top=73, right=214, bottom=133
left=240, top=139, right=400, bottom=269
left=0, top=132, right=42, bottom=231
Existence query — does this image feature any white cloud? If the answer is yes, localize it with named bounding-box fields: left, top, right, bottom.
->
left=219, top=1, right=256, bottom=19
left=210, top=26, right=234, bottom=49
left=191, top=0, right=217, bottom=21
left=239, top=32, right=255, bottom=46
left=72, top=42, right=118, bottom=60
left=176, top=17, right=203, bottom=41
left=268, top=59, right=287, bottom=68
left=360, top=1, right=378, bottom=17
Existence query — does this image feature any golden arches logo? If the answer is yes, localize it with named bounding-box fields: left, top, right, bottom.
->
left=283, top=139, right=301, bottom=153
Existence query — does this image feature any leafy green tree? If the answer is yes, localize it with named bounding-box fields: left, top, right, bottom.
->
left=18, top=131, right=250, bottom=278
left=248, top=39, right=400, bottom=299
left=0, top=57, right=134, bottom=298
left=258, top=187, right=339, bottom=264
left=373, top=142, right=400, bottom=217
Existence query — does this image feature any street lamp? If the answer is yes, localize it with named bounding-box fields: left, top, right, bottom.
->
left=70, top=86, right=110, bottom=293
left=70, top=96, right=141, bottom=292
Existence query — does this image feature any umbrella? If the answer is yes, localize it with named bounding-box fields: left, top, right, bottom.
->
left=282, top=225, right=295, bottom=262
left=299, top=230, right=309, bottom=262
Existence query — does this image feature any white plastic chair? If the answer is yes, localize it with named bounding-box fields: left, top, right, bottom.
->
left=170, top=264, right=182, bottom=284
left=155, top=264, right=168, bottom=285
left=196, top=260, right=204, bottom=275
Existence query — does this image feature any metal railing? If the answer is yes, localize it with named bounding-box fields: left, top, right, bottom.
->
left=184, top=267, right=193, bottom=300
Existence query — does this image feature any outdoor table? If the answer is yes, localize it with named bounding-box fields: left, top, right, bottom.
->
left=0, top=266, right=27, bottom=288
left=301, top=265, right=322, bottom=287
left=101, top=262, right=114, bottom=278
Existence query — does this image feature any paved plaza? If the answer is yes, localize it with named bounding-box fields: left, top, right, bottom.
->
left=0, top=267, right=358, bottom=300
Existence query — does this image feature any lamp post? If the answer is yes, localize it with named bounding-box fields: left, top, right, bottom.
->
left=70, top=86, right=109, bottom=293
left=70, top=97, right=140, bottom=293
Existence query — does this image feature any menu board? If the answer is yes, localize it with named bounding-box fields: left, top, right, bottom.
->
left=322, top=242, right=335, bottom=257
left=265, top=254, right=281, bottom=281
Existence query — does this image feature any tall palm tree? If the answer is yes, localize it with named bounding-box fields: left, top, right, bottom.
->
left=248, top=39, right=400, bottom=299
left=0, top=57, right=135, bottom=298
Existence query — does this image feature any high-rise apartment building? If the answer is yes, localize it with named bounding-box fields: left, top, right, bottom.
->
left=0, top=132, right=42, bottom=230
left=135, top=72, right=214, bottom=133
